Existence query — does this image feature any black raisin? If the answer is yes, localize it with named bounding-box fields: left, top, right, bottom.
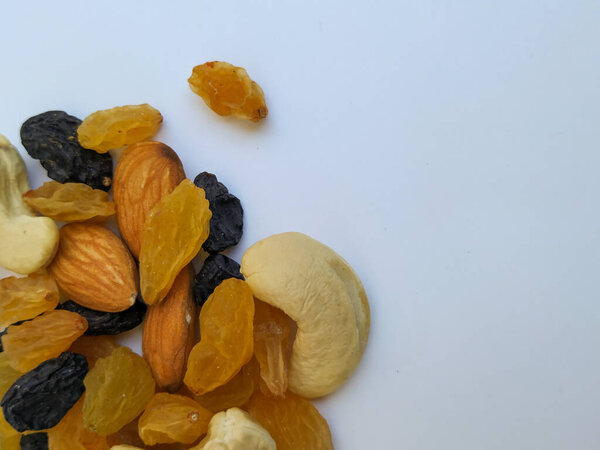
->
left=20, top=111, right=113, bottom=191
left=193, top=172, right=244, bottom=253
left=193, top=254, right=244, bottom=307
left=57, top=299, right=147, bottom=335
left=1, top=352, right=88, bottom=432
left=20, top=432, right=49, bottom=450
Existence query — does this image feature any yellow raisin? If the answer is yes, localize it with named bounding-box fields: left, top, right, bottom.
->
left=2, top=310, right=88, bottom=372
left=77, top=104, right=163, bottom=153
left=188, top=61, right=268, bottom=122
left=105, top=418, right=145, bottom=448
left=23, top=181, right=115, bottom=222
left=0, top=272, right=59, bottom=331
left=0, top=353, right=21, bottom=445
left=68, top=336, right=118, bottom=370
left=83, top=347, right=155, bottom=436
left=0, top=353, right=22, bottom=396
left=139, top=179, right=211, bottom=305
left=0, top=433, right=20, bottom=450
left=47, top=396, right=108, bottom=450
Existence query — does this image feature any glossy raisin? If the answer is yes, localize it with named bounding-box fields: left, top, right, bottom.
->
left=193, top=254, right=244, bottom=307
left=1, top=352, right=88, bottom=432
left=20, top=432, right=48, bottom=450
left=58, top=299, right=146, bottom=335
left=20, top=111, right=113, bottom=191
left=193, top=172, right=243, bottom=253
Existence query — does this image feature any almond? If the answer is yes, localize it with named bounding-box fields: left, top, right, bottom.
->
left=48, top=223, right=138, bottom=312
left=113, top=141, right=186, bottom=259
left=142, top=265, right=196, bottom=392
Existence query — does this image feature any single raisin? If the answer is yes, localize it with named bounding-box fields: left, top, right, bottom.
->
left=58, top=299, right=146, bottom=335
left=193, top=172, right=243, bottom=253
left=20, top=111, right=113, bottom=191
left=1, top=352, right=88, bottom=432
left=67, top=336, right=118, bottom=369
left=20, top=432, right=48, bottom=450
left=193, top=254, right=244, bottom=307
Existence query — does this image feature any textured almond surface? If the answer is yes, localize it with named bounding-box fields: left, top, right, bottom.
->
left=48, top=223, right=138, bottom=312
left=113, top=141, right=185, bottom=259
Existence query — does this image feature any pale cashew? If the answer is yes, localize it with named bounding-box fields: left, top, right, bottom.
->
left=0, top=134, right=59, bottom=274
left=191, top=407, right=276, bottom=450
left=241, top=232, right=370, bottom=398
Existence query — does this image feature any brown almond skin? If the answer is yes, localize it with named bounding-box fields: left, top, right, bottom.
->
left=142, top=265, right=197, bottom=392
left=113, top=141, right=186, bottom=259
left=48, top=223, right=138, bottom=312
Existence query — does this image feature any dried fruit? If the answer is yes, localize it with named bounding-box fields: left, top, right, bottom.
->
left=193, top=172, right=243, bottom=254
left=105, top=418, right=145, bottom=448
left=68, top=336, right=118, bottom=369
left=0, top=272, right=59, bottom=331
left=246, top=391, right=333, bottom=450
left=113, top=141, right=186, bottom=259
left=138, top=393, right=212, bottom=445
left=1, top=310, right=88, bottom=372
left=47, top=396, right=108, bottom=450
left=20, top=111, right=113, bottom=190
left=191, top=407, right=275, bottom=450
left=143, top=266, right=196, bottom=392
left=184, top=279, right=254, bottom=395
left=48, top=223, right=139, bottom=312
left=1, top=352, right=88, bottom=432
left=193, top=254, right=244, bottom=307
left=23, top=181, right=115, bottom=222
left=0, top=353, right=21, bottom=395
left=241, top=232, right=370, bottom=398
left=195, top=358, right=259, bottom=413
left=77, top=104, right=163, bottom=153
left=253, top=300, right=293, bottom=397
left=58, top=299, right=146, bottom=336
left=188, top=62, right=268, bottom=122
left=0, top=434, right=20, bottom=450
left=20, top=432, right=49, bottom=450
left=0, top=134, right=59, bottom=274
left=139, top=179, right=211, bottom=305
left=83, top=346, right=155, bottom=436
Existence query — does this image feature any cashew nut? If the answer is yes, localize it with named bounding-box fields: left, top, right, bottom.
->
left=191, top=407, right=276, bottom=450
left=0, top=134, right=59, bottom=274
left=241, top=232, right=370, bottom=398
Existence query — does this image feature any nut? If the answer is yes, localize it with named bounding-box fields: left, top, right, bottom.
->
left=113, top=141, right=185, bottom=259
left=191, top=407, right=276, bottom=450
left=142, top=265, right=196, bottom=392
left=241, top=232, right=370, bottom=398
left=48, top=223, right=138, bottom=312
left=0, top=134, right=59, bottom=274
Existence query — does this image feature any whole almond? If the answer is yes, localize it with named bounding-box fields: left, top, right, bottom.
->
left=142, top=265, right=196, bottom=392
left=113, top=141, right=186, bottom=259
left=48, top=223, right=138, bottom=312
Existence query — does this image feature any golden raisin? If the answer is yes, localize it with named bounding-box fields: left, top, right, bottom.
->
left=106, top=418, right=145, bottom=448
left=246, top=391, right=333, bottom=450
left=47, top=396, right=108, bottom=450
left=139, top=179, right=211, bottom=305
left=0, top=353, right=21, bottom=396
left=0, top=272, right=59, bottom=331
left=184, top=279, right=254, bottom=395
left=0, top=353, right=22, bottom=445
left=23, top=181, right=115, bottom=222
left=77, top=104, right=162, bottom=153
left=138, top=393, right=213, bottom=445
left=83, top=347, right=155, bottom=436
left=188, top=61, right=268, bottom=122
left=68, top=336, right=118, bottom=369
left=2, top=310, right=88, bottom=372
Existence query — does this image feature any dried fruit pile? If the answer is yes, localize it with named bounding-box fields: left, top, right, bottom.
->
left=0, top=61, right=369, bottom=450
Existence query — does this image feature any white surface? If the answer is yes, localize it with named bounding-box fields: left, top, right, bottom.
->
left=1, top=1, right=599, bottom=448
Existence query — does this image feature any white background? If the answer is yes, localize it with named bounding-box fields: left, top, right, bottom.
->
left=1, top=1, right=600, bottom=448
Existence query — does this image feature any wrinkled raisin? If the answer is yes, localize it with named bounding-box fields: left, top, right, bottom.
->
left=1, top=352, right=88, bottom=432
left=20, top=111, right=113, bottom=191
left=58, top=299, right=146, bottom=335
left=67, top=336, right=118, bottom=369
left=193, top=254, right=244, bottom=307
left=20, top=432, right=48, bottom=450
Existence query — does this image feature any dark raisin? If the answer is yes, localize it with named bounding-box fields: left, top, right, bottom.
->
left=57, top=299, right=147, bottom=335
left=20, top=111, right=113, bottom=191
left=1, top=352, right=88, bottom=431
left=193, top=254, right=244, bottom=307
left=193, top=172, right=243, bottom=253
left=20, top=432, right=49, bottom=450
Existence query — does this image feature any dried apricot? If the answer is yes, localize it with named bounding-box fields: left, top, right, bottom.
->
left=23, top=181, right=115, bottom=222
left=77, top=104, right=163, bottom=153
left=246, top=391, right=333, bottom=450
left=0, top=272, right=59, bottom=331
left=47, top=396, right=108, bottom=450
left=1, top=310, right=88, bottom=372
left=139, top=179, right=211, bottom=305
left=83, top=346, right=155, bottom=436
left=188, top=61, right=268, bottom=122
left=184, top=279, right=254, bottom=395
left=68, top=336, right=118, bottom=369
